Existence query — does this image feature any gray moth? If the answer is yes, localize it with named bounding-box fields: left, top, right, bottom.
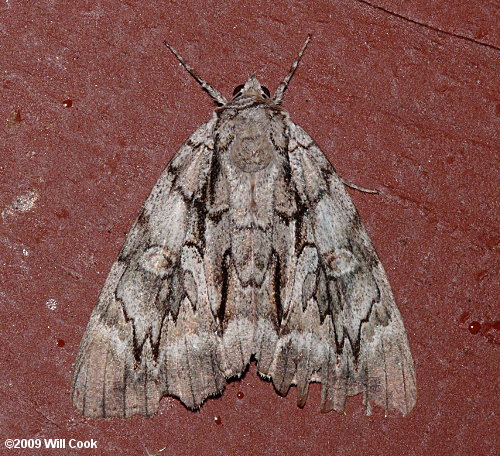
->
left=72, top=36, right=417, bottom=418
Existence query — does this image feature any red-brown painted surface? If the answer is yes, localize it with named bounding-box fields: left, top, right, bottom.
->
left=1, top=1, right=498, bottom=455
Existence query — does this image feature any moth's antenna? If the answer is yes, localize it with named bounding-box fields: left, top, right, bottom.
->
left=163, top=41, right=228, bottom=106
left=273, top=35, right=311, bottom=104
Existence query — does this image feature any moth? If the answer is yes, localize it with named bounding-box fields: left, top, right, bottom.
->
left=72, top=36, right=417, bottom=418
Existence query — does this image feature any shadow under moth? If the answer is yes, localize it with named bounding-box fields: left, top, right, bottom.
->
left=72, top=36, right=416, bottom=418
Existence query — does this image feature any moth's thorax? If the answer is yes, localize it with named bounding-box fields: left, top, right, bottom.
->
left=229, top=107, right=274, bottom=172
left=216, top=102, right=288, bottom=173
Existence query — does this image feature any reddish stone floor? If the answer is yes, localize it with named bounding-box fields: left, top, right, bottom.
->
left=1, top=1, right=497, bottom=455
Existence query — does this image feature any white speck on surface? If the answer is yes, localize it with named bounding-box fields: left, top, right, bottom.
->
left=1, top=189, right=39, bottom=220
left=46, top=298, right=58, bottom=311
left=22, top=249, right=29, bottom=256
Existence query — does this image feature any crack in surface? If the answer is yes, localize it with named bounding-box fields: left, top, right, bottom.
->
left=354, top=0, right=500, bottom=51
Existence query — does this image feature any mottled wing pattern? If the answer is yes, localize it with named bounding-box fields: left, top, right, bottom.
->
left=261, top=120, right=417, bottom=415
left=73, top=109, right=416, bottom=417
left=72, top=117, right=227, bottom=417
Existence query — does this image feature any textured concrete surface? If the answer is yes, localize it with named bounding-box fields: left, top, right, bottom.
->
left=1, top=1, right=498, bottom=455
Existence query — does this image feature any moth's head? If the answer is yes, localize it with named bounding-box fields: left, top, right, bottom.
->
left=231, top=75, right=271, bottom=101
